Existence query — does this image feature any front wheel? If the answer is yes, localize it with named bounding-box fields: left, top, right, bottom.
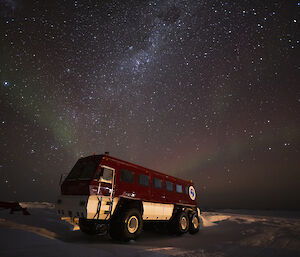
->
left=110, top=208, right=143, bottom=241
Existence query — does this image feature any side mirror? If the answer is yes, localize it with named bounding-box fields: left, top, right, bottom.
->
left=59, top=173, right=68, bottom=185
left=59, top=174, right=63, bottom=185
left=93, top=167, right=104, bottom=181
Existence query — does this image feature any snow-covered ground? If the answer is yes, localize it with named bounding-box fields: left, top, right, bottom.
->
left=0, top=202, right=299, bottom=257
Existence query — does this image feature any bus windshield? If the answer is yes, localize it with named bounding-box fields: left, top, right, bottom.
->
left=66, top=158, right=100, bottom=180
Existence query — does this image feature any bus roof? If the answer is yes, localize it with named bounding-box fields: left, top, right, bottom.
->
left=91, top=154, right=193, bottom=186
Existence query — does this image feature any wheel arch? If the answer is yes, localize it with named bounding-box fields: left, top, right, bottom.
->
left=171, top=204, right=199, bottom=219
left=112, top=197, right=143, bottom=217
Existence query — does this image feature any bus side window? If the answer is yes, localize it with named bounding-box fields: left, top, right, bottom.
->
left=153, top=177, right=162, bottom=189
left=138, top=174, right=149, bottom=186
left=165, top=181, right=173, bottom=191
left=185, top=186, right=189, bottom=195
left=121, top=169, right=134, bottom=183
left=176, top=184, right=183, bottom=193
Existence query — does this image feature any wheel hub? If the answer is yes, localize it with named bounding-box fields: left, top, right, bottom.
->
left=192, top=216, right=199, bottom=229
left=180, top=216, right=187, bottom=230
left=128, top=216, right=139, bottom=234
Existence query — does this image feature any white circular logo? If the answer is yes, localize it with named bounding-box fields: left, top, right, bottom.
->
left=189, top=186, right=196, bottom=200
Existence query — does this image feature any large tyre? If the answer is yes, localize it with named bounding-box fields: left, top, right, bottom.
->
left=170, top=211, right=189, bottom=235
left=189, top=213, right=202, bottom=234
left=110, top=208, right=143, bottom=241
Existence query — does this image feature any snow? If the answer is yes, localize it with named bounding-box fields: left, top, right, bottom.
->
left=201, top=213, right=231, bottom=227
left=20, top=202, right=55, bottom=209
left=0, top=203, right=300, bottom=257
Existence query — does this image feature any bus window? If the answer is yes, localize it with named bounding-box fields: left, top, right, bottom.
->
left=165, top=181, right=173, bottom=191
left=176, top=184, right=183, bottom=193
left=185, top=186, right=189, bottom=195
left=121, top=169, right=134, bottom=183
left=153, top=177, right=162, bottom=189
left=138, top=174, right=149, bottom=186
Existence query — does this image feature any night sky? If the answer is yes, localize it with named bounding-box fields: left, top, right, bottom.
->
left=0, top=0, right=299, bottom=209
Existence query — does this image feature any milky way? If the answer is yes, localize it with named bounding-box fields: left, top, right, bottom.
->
left=0, top=0, right=299, bottom=209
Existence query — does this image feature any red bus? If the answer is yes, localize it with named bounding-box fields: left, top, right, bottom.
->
left=56, top=153, right=201, bottom=241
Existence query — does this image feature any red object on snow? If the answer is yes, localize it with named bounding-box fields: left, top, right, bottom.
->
left=0, top=201, right=30, bottom=215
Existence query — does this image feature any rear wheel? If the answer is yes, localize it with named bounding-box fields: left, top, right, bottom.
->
left=170, top=211, right=189, bottom=235
left=189, top=213, right=202, bottom=234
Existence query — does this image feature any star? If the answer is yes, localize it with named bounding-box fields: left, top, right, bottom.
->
left=0, top=0, right=298, bottom=210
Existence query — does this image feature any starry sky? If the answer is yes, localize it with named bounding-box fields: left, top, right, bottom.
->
left=0, top=0, right=299, bottom=209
